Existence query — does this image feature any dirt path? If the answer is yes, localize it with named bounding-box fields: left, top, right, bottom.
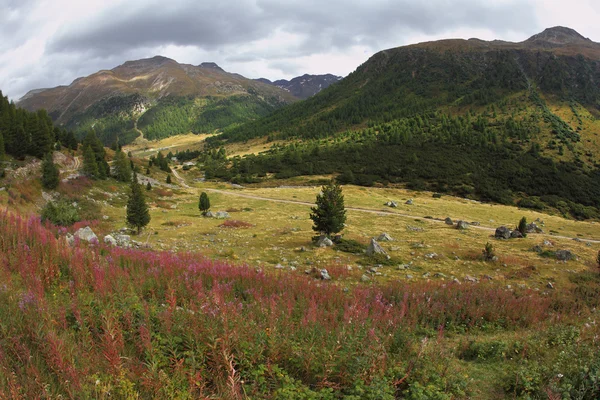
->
left=204, top=188, right=600, bottom=243
left=171, top=168, right=191, bottom=189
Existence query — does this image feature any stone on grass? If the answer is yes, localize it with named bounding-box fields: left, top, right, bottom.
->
left=204, top=211, right=214, bottom=218
left=366, top=238, right=389, bottom=258
left=377, top=233, right=394, bottom=242
left=320, top=269, right=331, bottom=280
left=405, top=199, right=413, bottom=205
left=444, top=217, right=454, bottom=225
left=456, top=220, right=469, bottom=230
left=361, top=274, right=371, bottom=282
left=317, top=236, right=334, bottom=248
left=510, top=230, right=524, bottom=239
left=555, top=250, right=575, bottom=261
left=74, top=226, right=97, bottom=243
left=214, top=211, right=230, bottom=219
left=495, top=226, right=511, bottom=239
left=103, top=235, right=117, bottom=246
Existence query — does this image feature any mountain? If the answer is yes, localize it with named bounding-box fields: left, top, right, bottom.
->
left=256, top=74, right=342, bottom=99
left=17, top=56, right=297, bottom=145
left=212, top=27, right=600, bottom=217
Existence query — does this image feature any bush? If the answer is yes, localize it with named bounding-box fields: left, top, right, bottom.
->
left=41, top=200, right=80, bottom=226
left=335, top=238, right=367, bottom=254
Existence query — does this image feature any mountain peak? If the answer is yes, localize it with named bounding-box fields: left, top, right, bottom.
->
left=199, top=62, right=224, bottom=71
left=525, top=26, right=591, bottom=45
left=117, top=56, right=177, bottom=70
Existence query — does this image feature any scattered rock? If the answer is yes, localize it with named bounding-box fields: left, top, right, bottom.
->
left=360, top=274, right=371, bottom=282
left=546, top=282, right=554, bottom=289
left=320, top=269, right=331, bottom=280
left=114, top=234, right=131, bottom=248
left=74, top=226, right=97, bottom=243
left=407, top=226, right=424, bottom=232
left=470, top=221, right=481, bottom=226
left=406, top=274, right=414, bottom=279
left=366, top=238, right=389, bottom=258
left=434, top=272, right=447, bottom=278
left=424, top=253, right=438, bottom=259
left=103, top=235, right=117, bottom=246
left=444, top=217, right=454, bottom=225
left=377, top=233, right=394, bottom=242
left=102, top=215, right=109, bottom=220
left=274, top=263, right=285, bottom=269
left=495, top=226, right=511, bottom=239
left=526, top=222, right=543, bottom=234
left=543, top=240, right=553, bottom=247
left=204, top=211, right=215, bottom=218
left=531, top=245, right=543, bottom=253
left=452, top=278, right=461, bottom=285
left=456, top=220, right=469, bottom=230
left=422, top=272, right=431, bottom=278
left=405, top=199, right=413, bottom=205
left=214, top=211, right=230, bottom=219
left=555, top=250, right=576, bottom=261
left=464, top=275, right=479, bottom=283
left=510, top=230, right=524, bottom=239
left=317, top=236, right=334, bottom=248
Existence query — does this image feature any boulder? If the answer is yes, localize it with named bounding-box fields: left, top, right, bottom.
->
left=389, top=201, right=398, bottom=208
left=456, top=220, right=469, bottom=230
left=114, top=234, right=131, bottom=247
left=366, top=238, right=389, bottom=257
left=405, top=199, right=413, bottom=205
left=526, top=222, right=543, bottom=234
left=510, top=230, right=524, bottom=239
left=546, top=282, right=554, bottom=289
left=444, top=217, right=454, bottom=225
left=495, top=226, right=511, bottom=239
left=432, top=193, right=443, bottom=199
left=470, top=221, right=480, bottom=226
left=317, top=236, right=334, bottom=248
left=377, top=233, right=394, bottom=242
left=464, top=275, right=479, bottom=283
left=103, top=235, right=117, bottom=246
left=74, top=226, right=97, bottom=243
left=204, top=211, right=215, bottom=218
left=360, top=274, right=371, bottom=282
left=320, top=269, right=331, bottom=280
left=555, top=250, right=575, bottom=261
left=214, top=211, right=230, bottom=219
left=531, top=245, right=543, bottom=253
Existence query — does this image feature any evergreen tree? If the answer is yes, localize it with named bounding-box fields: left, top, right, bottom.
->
left=82, top=144, right=99, bottom=178
left=113, top=148, right=132, bottom=182
left=126, top=172, right=150, bottom=234
left=310, top=181, right=346, bottom=236
left=65, top=131, right=78, bottom=151
left=146, top=182, right=152, bottom=191
left=41, top=152, right=60, bottom=189
left=83, top=130, right=108, bottom=179
left=199, top=192, right=210, bottom=216
left=0, top=130, right=5, bottom=160
left=166, top=174, right=172, bottom=184
left=518, top=216, right=528, bottom=237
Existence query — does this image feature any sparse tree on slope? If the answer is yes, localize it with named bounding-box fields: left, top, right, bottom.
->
left=310, top=180, right=346, bottom=237
left=113, top=148, right=132, bottom=182
left=199, top=192, right=210, bottom=216
left=82, top=144, right=99, bottom=178
left=41, top=152, right=59, bottom=189
left=126, top=171, right=150, bottom=234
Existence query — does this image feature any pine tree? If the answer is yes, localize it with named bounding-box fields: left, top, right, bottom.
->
left=113, top=148, right=132, bottom=182
left=126, top=172, right=150, bottom=234
left=310, top=180, right=347, bottom=237
left=41, top=152, right=60, bottom=189
left=0, top=130, right=5, bottom=160
left=82, top=145, right=99, bottom=178
left=166, top=174, right=172, bottom=184
left=518, top=216, right=528, bottom=237
left=199, top=192, right=210, bottom=216
left=146, top=182, right=152, bottom=191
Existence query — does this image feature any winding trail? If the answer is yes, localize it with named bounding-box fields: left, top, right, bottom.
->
left=204, top=188, right=600, bottom=244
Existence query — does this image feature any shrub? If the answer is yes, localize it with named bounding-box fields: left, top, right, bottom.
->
left=482, top=242, right=495, bottom=261
left=41, top=199, right=80, bottom=226
left=335, top=238, right=367, bottom=254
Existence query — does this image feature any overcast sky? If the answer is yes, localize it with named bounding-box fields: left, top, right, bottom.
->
left=1, top=0, right=599, bottom=101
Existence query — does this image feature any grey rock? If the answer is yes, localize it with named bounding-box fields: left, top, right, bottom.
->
left=444, top=217, right=454, bottom=225
left=360, top=274, right=371, bottom=282
left=103, top=235, right=117, bottom=246
left=317, top=236, right=334, bottom=248
left=495, top=226, right=512, bottom=239
left=452, top=278, right=461, bottom=285
left=74, top=226, right=97, bottom=243
left=274, top=263, right=285, bottom=269
left=434, top=272, right=447, bottom=278
left=424, top=253, right=438, bottom=259
left=526, top=222, right=543, bottom=234
left=543, top=240, right=553, bottom=247
left=546, top=282, right=554, bottom=289
left=204, top=211, right=215, bottom=218
left=531, top=245, right=543, bottom=253
left=456, top=220, right=469, bottom=230
left=555, top=250, right=576, bottom=261
left=320, top=269, right=331, bottom=280
left=470, top=221, right=481, bottom=226
left=422, top=272, right=431, bottom=278
left=366, top=238, right=389, bottom=257
left=510, top=230, right=524, bottom=239
left=464, top=275, right=479, bottom=283
left=405, top=199, right=414, bottom=205
left=406, top=274, right=414, bottom=279
left=377, top=233, right=394, bottom=242
left=214, top=211, right=230, bottom=219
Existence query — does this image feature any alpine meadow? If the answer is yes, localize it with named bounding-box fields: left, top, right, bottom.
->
left=1, top=5, right=600, bottom=398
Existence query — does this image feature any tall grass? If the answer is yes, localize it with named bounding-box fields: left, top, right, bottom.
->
left=0, top=210, right=595, bottom=398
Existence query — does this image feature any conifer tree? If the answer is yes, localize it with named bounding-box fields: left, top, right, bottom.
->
left=113, top=148, right=132, bottom=182
left=41, top=152, right=59, bottom=189
left=199, top=192, right=210, bottom=216
left=146, top=182, right=152, bottom=191
left=126, top=172, right=150, bottom=234
left=0, top=130, right=5, bottom=160
left=310, top=180, right=347, bottom=237
left=518, top=216, right=528, bottom=237
left=82, top=144, right=99, bottom=178
left=166, top=174, right=172, bottom=184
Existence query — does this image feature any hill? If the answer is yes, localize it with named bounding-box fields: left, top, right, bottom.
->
left=17, top=56, right=298, bottom=146
left=256, top=73, right=343, bottom=99
left=207, top=27, right=600, bottom=217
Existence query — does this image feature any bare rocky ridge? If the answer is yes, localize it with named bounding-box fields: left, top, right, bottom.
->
left=257, top=74, right=343, bottom=99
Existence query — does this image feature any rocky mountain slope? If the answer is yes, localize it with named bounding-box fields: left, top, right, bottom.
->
left=18, top=56, right=297, bottom=145
left=256, top=74, right=342, bottom=99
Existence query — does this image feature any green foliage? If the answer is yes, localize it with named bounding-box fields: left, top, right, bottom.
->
left=112, top=148, right=132, bottom=182
left=166, top=174, right=171, bottom=184
left=40, top=152, right=59, bottom=190
left=335, top=238, right=366, bottom=254
left=518, top=216, right=528, bottom=237
left=460, top=340, right=509, bottom=362
left=199, top=192, right=210, bottom=215
left=310, top=181, right=347, bottom=236
left=126, top=172, right=150, bottom=234
left=41, top=199, right=80, bottom=226
left=82, top=130, right=109, bottom=179
left=82, top=145, right=99, bottom=178
left=482, top=242, right=495, bottom=261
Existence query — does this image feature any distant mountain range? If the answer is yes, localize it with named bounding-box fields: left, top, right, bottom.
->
left=17, top=56, right=303, bottom=145
left=255, top=74, right=342, bottom=99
